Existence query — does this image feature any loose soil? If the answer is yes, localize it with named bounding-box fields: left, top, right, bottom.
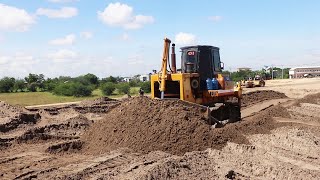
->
left=241, top=90, right=288, bottom=108
left=82, top=95, right=289, bottom=155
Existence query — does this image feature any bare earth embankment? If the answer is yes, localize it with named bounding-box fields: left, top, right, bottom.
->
left=1, top=78, right=320, bottom=179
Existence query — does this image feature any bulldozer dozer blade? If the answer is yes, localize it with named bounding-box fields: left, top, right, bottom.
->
left=179, top=100, right=241, bottom=127
left=155, top=98, right=241, bottom=128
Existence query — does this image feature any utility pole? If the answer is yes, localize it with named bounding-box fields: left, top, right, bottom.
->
left=281, top=65, right=284, bottom=79
left=271, top=65, right=274, bottom=80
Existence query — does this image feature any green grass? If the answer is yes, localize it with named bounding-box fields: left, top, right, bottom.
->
left=0, top=90, right=102, bottom=106
left=0, top=87, right=142, bottom=106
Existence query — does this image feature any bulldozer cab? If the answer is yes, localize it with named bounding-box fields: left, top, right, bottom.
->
left=181, top=46, right=223, bottom=90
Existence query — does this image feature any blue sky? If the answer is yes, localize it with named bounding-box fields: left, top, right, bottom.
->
left=0, top=0, right=319, bottom=78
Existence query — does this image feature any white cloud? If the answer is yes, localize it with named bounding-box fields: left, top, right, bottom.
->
left=80, top=31, right=93, bottom=39
left=49, top=34, right=76, bottom=45
left=48, top=0, right=78, bottom=3
left=0, top=53, right=39, bottom=78
left=0, top=52, right=152, bottom=78
left=175, top=32, right=197, bottom=45
left=121, top=33, right=129, bottom=41
left=0, top=56, right=9, bottom=65
left=98, top=3, right=154, bottom=30
left=208, top=15, right=222, bottom=22
left=128, top=53, right=144, bottom=65
left=47, top=49, right=78, bottom=62
left=36, top=7, right=78, bottom=18
left=0, top=53, right=37, bottom=68
left=0, top=4, right=35, bottom=32
left=14, top=53, right=34, bottom=62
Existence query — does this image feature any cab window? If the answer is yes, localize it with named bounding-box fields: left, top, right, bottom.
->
left=212, top=49, right=221, bottom=72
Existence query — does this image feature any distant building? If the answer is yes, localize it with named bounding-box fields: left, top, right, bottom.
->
left=139, top=74, right=150, bottom=82
left=237, top=67, right=251, bottom=72
left=289, top=66, right=320, bottom=79
left=123, top=77, right=133, bottom=82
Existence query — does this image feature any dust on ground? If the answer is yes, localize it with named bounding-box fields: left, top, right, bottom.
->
left=244, top=77, right=320, bottom=98
left=1, top=79, right=320, bottom=179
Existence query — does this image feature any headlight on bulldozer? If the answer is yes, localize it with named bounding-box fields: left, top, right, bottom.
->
left=191, top=79, right=199, bottom=89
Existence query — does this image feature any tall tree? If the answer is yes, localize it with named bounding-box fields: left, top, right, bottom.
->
left=83, top=73, right=99, bottom=86
left=0, top=77, right=15, bottom=93
left=13, top=79, right=26, bottom=92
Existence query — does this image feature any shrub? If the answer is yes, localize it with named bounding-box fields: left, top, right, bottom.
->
left=116, top=83, right=130, bottom=94
left=140, top=81, right=151, bottom=93
left=129, top=79, right=139, bottom=87
left=72, top=83, right=92, bottom=97
left=0, top=77, right=15, bottom=93
left=43, top=80, right=57, bottom=92
left=100, top=82, right=116, bottom=96
left=13, top=79, right=26, bottom=92
left=53, top=83, right=73, bottom=96
left=53, top=82, right=92, bottom=97
left=27, top=83, right=38, bottom=92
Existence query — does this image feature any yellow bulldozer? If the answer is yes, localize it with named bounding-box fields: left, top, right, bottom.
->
left=241, top=75, right=265, bottom=88
left=150, top=38, right=242, bottom=125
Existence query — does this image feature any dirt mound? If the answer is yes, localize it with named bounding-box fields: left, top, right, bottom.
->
left=295, top=92, right=320, bottom=105
left=73, top=97, right=120, bottom=114
left=0, top=101, right=23, bottom=114
left=46, top=140, right=83, bottom=154
left=80, top=97, right=119, bottom=106
left=82, top=96, right=285, bottom=155
left=0, top=101, right=24, bottom=125
left=16, top=115, right=91, bottom=143
left=0, top=101, right=40, bottom=133
left=242, top=90, right=288, bottom=108
left=0, top=113, right=40, bottom=133
left=0, top=138, right=12, bottom=150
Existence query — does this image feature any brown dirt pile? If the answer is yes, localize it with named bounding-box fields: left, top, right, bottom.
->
left=46, top=140, right=83, bottom=154
left=75, top=97, right=120, bottom=114
left=242, top=90, right=288, bottom=108
left=80, top=96, right=118, bottom=106
left=0, top=101, right=40, bottom=133
left=295, top=92, right=320, bottom=105
left=82, top=96, right=285, bottom=155
left=0, top=101, right=23, bottom=122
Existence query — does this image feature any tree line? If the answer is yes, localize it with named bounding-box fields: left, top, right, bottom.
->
left=0, top=73, right=151, bottom=97
left=0, top=67, right=289, bottom=97
left=223, top=67, right=290, bottom=82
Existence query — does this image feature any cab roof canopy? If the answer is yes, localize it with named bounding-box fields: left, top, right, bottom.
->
left=180, top=45, right=220, bottom=50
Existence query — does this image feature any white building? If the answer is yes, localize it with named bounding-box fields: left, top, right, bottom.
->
left=289, top=66, right=320, bottom=79
left=123, top=77, right=132, bottom=82
left=237, top=67, right=251, bottom=72
left=139, top=74, right=150, bottom=82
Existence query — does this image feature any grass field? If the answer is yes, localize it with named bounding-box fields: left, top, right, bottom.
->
left=0, top=87, right=141, bottom=106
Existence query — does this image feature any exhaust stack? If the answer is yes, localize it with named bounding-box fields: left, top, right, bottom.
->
left=171, top=43, right=177, bottom=73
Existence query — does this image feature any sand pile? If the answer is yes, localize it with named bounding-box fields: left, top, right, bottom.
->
left=82, top=96, right=285, bottom=155
left=0, top=101, right=39, bottom=133
left=0, top=101, right=23, bottom=119
left=295, top=92, right=320, bottom=105
left=75, top=97, right=120, bottom=113
left=242, top=90, right=288, bottom=107
left=80, top=97, right=119, bottom=106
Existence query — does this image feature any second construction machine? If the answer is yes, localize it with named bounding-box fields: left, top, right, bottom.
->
left=151, top=38, right=242, bottom=125
left=241, top=75, right=266, bottom=88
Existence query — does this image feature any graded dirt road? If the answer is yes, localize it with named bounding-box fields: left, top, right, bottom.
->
left=1, top=78, right=320, bottom=179
left=244, top=77, right=320, bottom=98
